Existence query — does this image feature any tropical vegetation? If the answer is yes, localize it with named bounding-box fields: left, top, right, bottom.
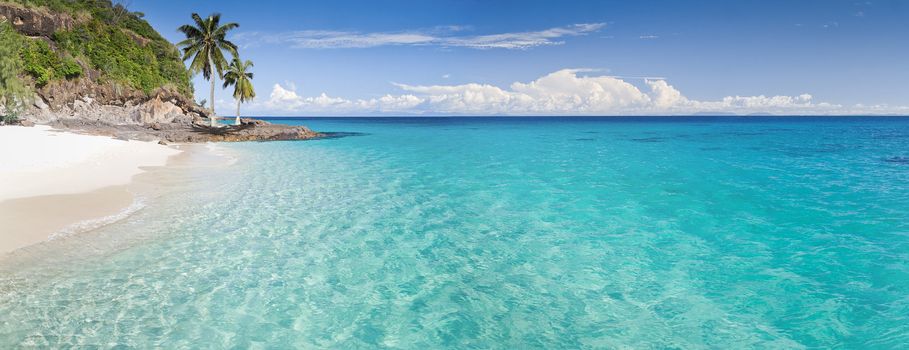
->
left=1, top=0, right=193, bottom=96
left=20, top=39, right=82, bottom=86
left=0, top=21, right=30, bottom=123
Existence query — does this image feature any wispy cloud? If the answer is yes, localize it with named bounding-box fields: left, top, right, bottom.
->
left=639, top=35, right=659, bottom=40
left=441, top=23, right=605, bottom=49
left=233, top=23, right=605, bottom=50
left=272, top=30, right=437, bottom=48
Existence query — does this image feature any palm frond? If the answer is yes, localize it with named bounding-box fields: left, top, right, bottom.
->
left=176, top=37, right=197, bottom=49
left=176, top=24, right=202, bottom=39
left=209, top=13, right=222, bottom=30
left=218, top=40, right=240, bottom=58
left=188, top=48, right=210, bottom=77
left=178, top=13, right=241, bottom=78
left=210, top=46, right=228, bottom=77
left=213, top=22, right=240, bottom=37
left=180, top=42, right=203, bottom=61
left=191, top=13, right=206, bottom=30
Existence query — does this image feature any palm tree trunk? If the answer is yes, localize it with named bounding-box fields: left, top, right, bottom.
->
left=235, top=99, right=241, bottom=125
left=209, top=75, right=216, bottom=127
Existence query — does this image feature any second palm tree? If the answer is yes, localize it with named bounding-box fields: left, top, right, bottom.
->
left=223, top=58, right=256, bottom=125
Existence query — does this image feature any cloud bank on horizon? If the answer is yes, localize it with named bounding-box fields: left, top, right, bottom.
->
left=253, top=69, right=907, bottom=116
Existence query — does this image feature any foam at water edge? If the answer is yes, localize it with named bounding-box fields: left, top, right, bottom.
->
left=48, top=195, right=147, bottom=241
left=205, top=142, right=239, bottom=166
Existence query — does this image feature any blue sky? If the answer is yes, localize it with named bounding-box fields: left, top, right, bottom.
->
left=134, top=0, right=909, bottom=115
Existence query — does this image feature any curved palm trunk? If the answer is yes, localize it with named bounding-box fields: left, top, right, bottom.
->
left=209, top=74, right=217, bottom=127
left=235, top=99, right=241, bottom=125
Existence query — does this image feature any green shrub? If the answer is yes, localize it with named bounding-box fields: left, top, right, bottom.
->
left=19, top=39, right=82, bottom=86
left=58, top=57, right=82, bottom=78
left=2, top=114, right=20, bottom=125
left=54, top=18, right=191, bottom=94
left=0, top=21, right=31, bottom=116
left=9, top=0, right=193, bottom=96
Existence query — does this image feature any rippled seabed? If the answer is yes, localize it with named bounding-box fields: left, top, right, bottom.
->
left=2, top=117, right=909, bottom=348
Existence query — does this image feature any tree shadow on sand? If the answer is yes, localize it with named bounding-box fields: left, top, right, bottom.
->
left=313, top=132, right=370, bottom=140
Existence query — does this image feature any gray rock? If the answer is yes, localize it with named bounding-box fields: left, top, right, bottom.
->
left=47, top=118, right=322, bottom=143
left=33, top=95, right=49, bottom=110
left=0, top=3, right=76, bottom=37
left=136, top=97, right=182, bottom=125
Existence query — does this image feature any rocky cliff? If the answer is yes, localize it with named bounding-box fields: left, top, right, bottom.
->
left=2, top=1, right=320, bottom=142
left=0, top=1, right=75, bottom=36
left=28, top=81, right=209, bottom=125
left=2, top=1, right=205, bottom=125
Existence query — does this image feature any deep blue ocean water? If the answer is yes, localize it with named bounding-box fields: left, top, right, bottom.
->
left=2, top=117, right=909, bottom=348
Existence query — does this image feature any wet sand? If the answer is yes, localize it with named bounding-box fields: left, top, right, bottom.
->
left=0, top=143, right=216, bottom=256
left=0, top=186, right=134, bottom=254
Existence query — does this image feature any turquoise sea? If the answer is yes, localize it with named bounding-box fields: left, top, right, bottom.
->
left=2, top=117, right=909, bottom=348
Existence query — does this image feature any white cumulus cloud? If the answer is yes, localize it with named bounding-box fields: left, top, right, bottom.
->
left=252, top=69, right=907, bottom=116
left=262, top=84, right=423, bottom=114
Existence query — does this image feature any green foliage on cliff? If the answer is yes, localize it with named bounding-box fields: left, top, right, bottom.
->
left=20, top=39, right=82, bottom=86
left=0, top=21, right=30, bottom=119
left=54, top=18, right=191, bottom=94
left=9, top=0, right=158, bottom=37
left=3, top=0, right=193, bottom=96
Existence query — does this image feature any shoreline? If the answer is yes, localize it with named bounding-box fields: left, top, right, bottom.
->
left=0, top=125, right=205, bottom=255
left=0, top=125, right=180, bottom=201
left=47, top=118, right=322, bottom=143
left=0, top=142, right=234, bottom=269
left=0, top=185, right=137, bottom=254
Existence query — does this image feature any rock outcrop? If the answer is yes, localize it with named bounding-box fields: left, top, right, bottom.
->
left=0, top=2, right=77, bottom=37
left=22, top=69, right=215, bottom=129
left=22, top=79, right=321, bottom=143
left=27, top=77, right=206, bottom=123
left=49, top=118, right=323, bottom=143
left=24, top=93, right=323, bottom=143
left=137, top=96, right=185, bottom=124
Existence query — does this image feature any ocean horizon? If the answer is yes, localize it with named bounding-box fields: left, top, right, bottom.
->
left=2, top=116, right=908, bottom=348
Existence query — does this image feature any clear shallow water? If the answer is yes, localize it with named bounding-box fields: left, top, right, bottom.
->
left=2, top=117, right=909, bottom=348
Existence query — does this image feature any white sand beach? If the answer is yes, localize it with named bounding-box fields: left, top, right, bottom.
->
left=0, top=125, right=181, bottom=254
left=0, top=125, right=179, bottom=201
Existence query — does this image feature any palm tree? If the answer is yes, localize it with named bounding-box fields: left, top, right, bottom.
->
left=177, top=13, right=239, bottom=126
left=222, top=58, right=255, bottom=125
